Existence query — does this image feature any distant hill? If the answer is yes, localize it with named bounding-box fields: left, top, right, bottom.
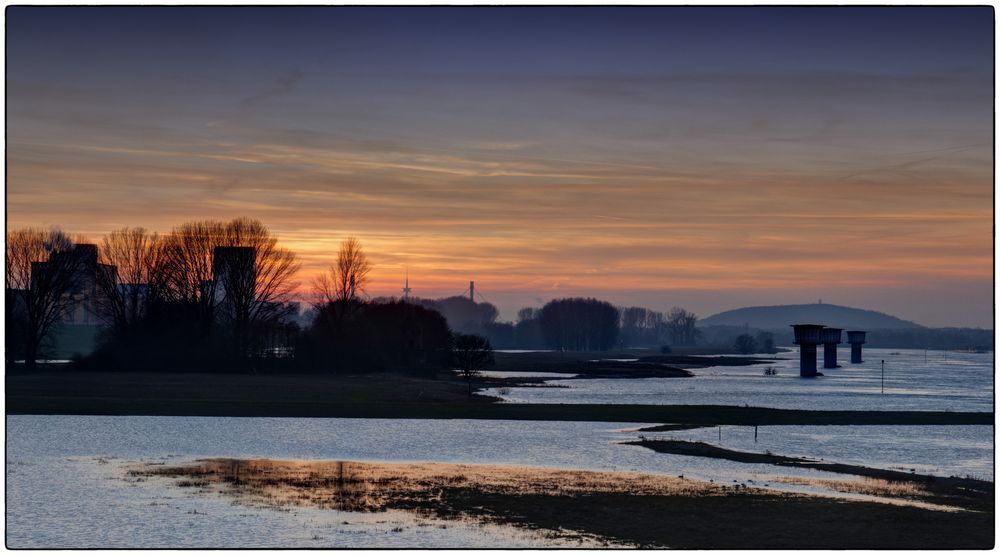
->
left=700, top=303, right=923, bottom=330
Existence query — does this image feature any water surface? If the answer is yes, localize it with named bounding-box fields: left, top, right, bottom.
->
left=484, top=348, right=993, bottom=412
left=7, top=414, right=992, bottom=547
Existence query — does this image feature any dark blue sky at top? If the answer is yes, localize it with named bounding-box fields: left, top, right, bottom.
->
left=7, top=7, right=993, bottom=81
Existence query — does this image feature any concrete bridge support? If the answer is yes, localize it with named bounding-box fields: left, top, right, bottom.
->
left=847, top=330, right=867, bottom=364
left=791, top=324, right=824, bottom=378
left=820, top=328, right=842, bottom=369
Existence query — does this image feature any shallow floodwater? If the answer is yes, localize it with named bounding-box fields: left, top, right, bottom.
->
left=6, top=415, right=993, bottom=547
left=484, top=348, right=994, bottom=412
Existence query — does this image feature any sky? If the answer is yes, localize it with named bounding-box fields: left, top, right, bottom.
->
left=6, top=6, right=994, bottom=327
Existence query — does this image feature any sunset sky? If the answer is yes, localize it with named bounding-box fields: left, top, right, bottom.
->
left=6, top=7, right=994, bottom=327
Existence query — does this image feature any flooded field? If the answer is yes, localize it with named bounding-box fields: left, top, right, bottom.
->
left=6, top=414, right=993, bottom=547
left=6, top=350, right=993, bottom=548
left=483, top=348, right=994, bottom=412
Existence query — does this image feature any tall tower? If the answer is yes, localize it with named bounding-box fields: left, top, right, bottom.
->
left=469, top=281, right=475, bottom=303
left=402, top=270, right=411, bottom=301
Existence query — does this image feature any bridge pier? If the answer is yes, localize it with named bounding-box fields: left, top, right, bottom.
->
left=791, top=324, right=824, bottom=378
left=820, top=327, right=842, bottom=369
left=847, top=330, right=867, bottom=363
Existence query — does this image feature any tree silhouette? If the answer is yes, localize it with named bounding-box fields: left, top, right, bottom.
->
left=301, top=299, right=451, bottom=374
left=620, top=306, right=667, bottom=347
left=755, top=331, right=776, bottom=353
left=6, top=228, right=85, bottom=369
left=86, top=218, right=301, bottom=370
left=452, top=332, right=494, bottom=395
left=216, top=218, right=300, bottom=360
left=734, top=334, right=758, bottom=354
left=418, top=296, right=499, bottom=334
left=159, top=220, right=226, bottom=329
left=315, top=237, right=371, bottom=304
left=538, top=297, right=620, bottom=351
left=666, top=307, right=700, bottom=346
left=93, top=227, right=166, bottom=332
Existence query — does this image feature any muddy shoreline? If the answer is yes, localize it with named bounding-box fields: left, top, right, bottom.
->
left=132, top=458, right=995, bottom=549
left=625, top=439, right=994, bottom=511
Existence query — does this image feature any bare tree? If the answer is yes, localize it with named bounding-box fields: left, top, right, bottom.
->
left=315, top=237, right=371, bottom=304
left=216, top=218, right=300, bottom=358
left=159, top=220, right=226, bottom=324
left=452, top=332, right=495, bottom=395
left=517, top=307, right=537, bottom=323
left=6, top=228, right=84, bottom=369
left=157, top=218, right=300, bottom=359
left=666, top=307, right=699, bottom=346
left=620, top=306, right=667, bottom=347
left=94, top=227, right=165, bottom=331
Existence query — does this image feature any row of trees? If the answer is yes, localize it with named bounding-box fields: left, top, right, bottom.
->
left=402, top=294, right=702, bottom=352
left=619, top=306, right=700, bottom=348
left=401, top=298, right=702, bottom=352
left=7, top=219, right=303, bottom=371
left=7, top=219, right=706, bottom=373
left=6, top=228, right=83, bottom=369
left=6, top=220, right=497, bottom=376
left=733, top=332, right=778, bottom=354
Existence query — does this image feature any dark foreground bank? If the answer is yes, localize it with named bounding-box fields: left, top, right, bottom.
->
left=6, top=370, right=992, bottom=426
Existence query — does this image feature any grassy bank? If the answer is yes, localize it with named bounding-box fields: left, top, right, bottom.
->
left=6, top=370, right=992, bottom=425
left=132, top=458, right=994, bottom=549
left=626, top=439, right=993, bottom=511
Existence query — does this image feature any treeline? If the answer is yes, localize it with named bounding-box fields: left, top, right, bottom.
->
left=7, top=218, right=707, bottom=375
left=7, top=219, right=303, bottom=372
left=732, top=332, right=778, bottom=354
left=13, top=218, right=990, bottom=371
left=408, top=297, right=701, bottom=352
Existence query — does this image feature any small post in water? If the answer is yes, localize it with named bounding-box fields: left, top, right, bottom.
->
left=881, top=359, right=885, bottom=394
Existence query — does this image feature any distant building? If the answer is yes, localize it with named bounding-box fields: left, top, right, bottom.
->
left=30, top=243, right=116, bottom=326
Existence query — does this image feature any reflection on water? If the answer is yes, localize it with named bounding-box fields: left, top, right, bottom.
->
left=485, top=348, right=993, bottom=412
left=7, top=455, right=609, bottom=548
left=134, top=457, right=723, bottom=512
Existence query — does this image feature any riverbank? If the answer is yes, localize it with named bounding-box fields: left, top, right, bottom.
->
left=6, top=370, right=992, bottom=425
left=131, top=458, right=994, bottom=548
left=489, top=350, right=775, bottom=375
left=626, top=439, right=993, bottom=511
